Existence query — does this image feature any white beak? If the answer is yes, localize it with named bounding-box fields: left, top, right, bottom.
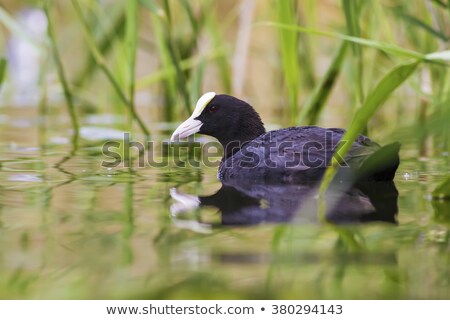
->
left=170, top=117, right=203, bottom=141
left=170, top=92, right=216, bottom=142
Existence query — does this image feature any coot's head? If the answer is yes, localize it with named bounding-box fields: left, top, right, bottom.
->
left=170, top=92, right=266, bottom=155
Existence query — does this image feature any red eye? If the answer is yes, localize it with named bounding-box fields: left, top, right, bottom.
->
left=209, top=105, right=219, bottom=113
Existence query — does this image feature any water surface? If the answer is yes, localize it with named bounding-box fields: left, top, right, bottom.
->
left=0, top=107, right=449, bottom=299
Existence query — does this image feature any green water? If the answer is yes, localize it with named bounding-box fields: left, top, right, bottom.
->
left=0, top=108, right=449, bottom=299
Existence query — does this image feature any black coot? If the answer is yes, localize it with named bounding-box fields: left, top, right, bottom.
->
left=171, top=92, right=400, bottom=182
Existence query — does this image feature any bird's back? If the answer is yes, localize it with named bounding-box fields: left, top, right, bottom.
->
left=219, top=126, right=398, bottom=182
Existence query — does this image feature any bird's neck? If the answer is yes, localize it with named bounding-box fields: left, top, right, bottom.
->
left=219, top=122, right=266, bottom=158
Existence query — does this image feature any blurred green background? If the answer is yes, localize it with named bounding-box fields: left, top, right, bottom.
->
left=0, top=0, right=449, bottom=299
left=0, top=0, right=449, bottom=142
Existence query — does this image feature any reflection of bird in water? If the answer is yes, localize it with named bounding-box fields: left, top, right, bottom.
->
left=170, top=177, right=398, bottom=228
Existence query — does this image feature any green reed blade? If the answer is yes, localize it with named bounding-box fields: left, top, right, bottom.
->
left=139, top=0, right=163, bottom=15
left=432, top=175, right=450, bottom=199
left=162, top=0, right=172, bottom=24
left=298, top=42, right=348, bottom=125
left=393, top=7, right=449, bottom=42
left=0, top=57, right=6, bottom=86
left=262, top=22, right=425, bottom=59
left=44, top=1, right=79, bottom=146
left=275, top=0, right=300, bottom=126
left=342, top=0, right=362, bottom=55
left=189, top=59, right=206, bottom=106
left=203, top=1, right=237, bottom=93
left=149, top=8, right=178, bottom=122
left=166, top=37, right=192, bottom=115
left=318, top=60, right=420, bottom=202
left=181, top=0, right=200, bottom=36
left=430, top=0, right=447, bottom=7
left=125, top=0, right=139, bottom=130
left=136, top=48, right=223, bottom=88
left=146, top=0, right=194, bottom=118
left=73, top=9, right=125, bottom=88
left=342, top=0, right=364, bottom=104
left=71, top=0, right=150, bottom=137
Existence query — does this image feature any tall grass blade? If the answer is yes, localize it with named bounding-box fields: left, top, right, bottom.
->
left=264, top=22, right=450, bottom=66
left=342, top=0, right=362, bottom=54
left=297, top=9, right=316, bottom=90
left=0, top=57, right=6, bottom=86
left=261, top=22, right=425, bottom=59
left=275, top=0, right=300, bottom=125
left=71, top=0, right=150, bottom=136
left=342, top=0, right=364, bottom=104
left=331, top=226, right=366, bottom=251
left=136, top=48, right=223, bottom=88
left=430, top=0, right=447, bottom=8
left=73, top=10, right=125, bottom=88
left=166, top=38, right=192, bottom=115
left=139, top=0, right=163, bottom=14
left=204, top=3, right=233, bottom=93
left=232, top=0, right=255, bottom=96
left=162, top=0, right=172, bottom=24
left=392, top=103, right=450, bottom=143
left=189, top=60, right=206, bottom=105
left=123, top=178, right=135, bottom=239
left=298, top=42, right=348, bottom=125
left=125, top=0, right=139, bottom=130
left=393, top=7, right=449, bottom=41
left=147, top=0, right=194, bottom=118
left=166, top=0, right=197, bottom=115
left=149, top=6, right=178, bottom=122
left=432, top=175, right=450, bottom=199
left=44, top=1, right=79, bottom=146
left=181, top=0, right=200, bottom=35
left=318, top=60, right=420, bottom=202
left=447, top=0, right=450, bottom=19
